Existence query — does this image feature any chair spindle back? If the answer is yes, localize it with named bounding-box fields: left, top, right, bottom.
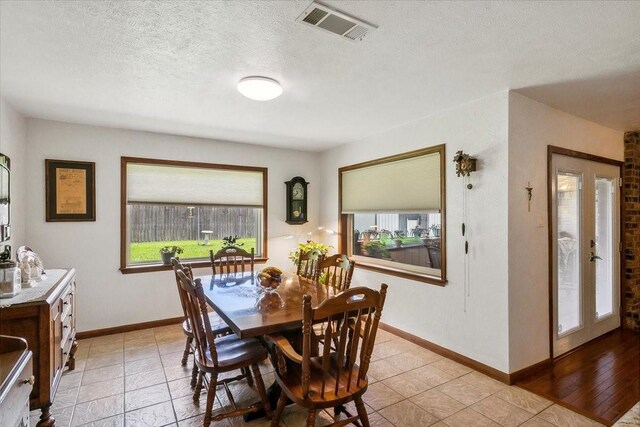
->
left=296, top=249, right=324, bottom=280
left=301, top=284, right=387, bottom=399
left=315, top=254, right=355, bottom=292
left=175, top=270, right=220, bottom=366
left=210, top=246, right=255, bottom=275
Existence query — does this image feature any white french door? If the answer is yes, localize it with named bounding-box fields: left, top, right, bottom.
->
left=551, top=154, right=621, bottom=358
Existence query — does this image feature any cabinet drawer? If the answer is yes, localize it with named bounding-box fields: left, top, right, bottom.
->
left=61, top=287, right=74, bottom=322
left=0, top=356, right=33, bottom=427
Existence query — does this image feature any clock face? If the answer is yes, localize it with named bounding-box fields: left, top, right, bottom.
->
left=292, top=182, right=304, bottom=200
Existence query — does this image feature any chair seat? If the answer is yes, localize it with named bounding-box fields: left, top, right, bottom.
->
left=182, top=313, right=231, bottom=338
left=275, top=354, right=368, bottom=408
left=196, top=334, right=268, bottom=372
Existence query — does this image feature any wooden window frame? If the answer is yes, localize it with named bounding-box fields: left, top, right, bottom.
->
left=338, top=145, right=447, bottom=285
left=120, top=156, right=268, bottom=274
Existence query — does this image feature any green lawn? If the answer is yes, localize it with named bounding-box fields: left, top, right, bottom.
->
left=130, top=238, right=257, bottom=263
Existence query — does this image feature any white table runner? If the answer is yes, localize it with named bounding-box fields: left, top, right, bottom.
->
left=0, top=269, right=68, bottom=308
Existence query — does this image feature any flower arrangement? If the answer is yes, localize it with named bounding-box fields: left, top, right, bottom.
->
left=289, top=240, right=332, bottom=266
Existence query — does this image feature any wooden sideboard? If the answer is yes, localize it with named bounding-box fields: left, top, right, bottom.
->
left=0, top=269, right=77, bottom=427
left=0, top=335, right=34, bottom=427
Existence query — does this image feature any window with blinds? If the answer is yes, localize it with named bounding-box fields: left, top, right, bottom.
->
left=120, top=157, right=267, bottom=272
left=339, top=145, right=446, bottom=284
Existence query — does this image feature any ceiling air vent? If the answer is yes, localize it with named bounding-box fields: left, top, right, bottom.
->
left=296, top=2, right=376, bottom=42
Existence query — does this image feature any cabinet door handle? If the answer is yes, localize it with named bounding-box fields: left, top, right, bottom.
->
left=64, top=325, right=69, bottom=329
left=63, top=301, right=69, bottom=305
left=23, top=376, right=35, bottom=385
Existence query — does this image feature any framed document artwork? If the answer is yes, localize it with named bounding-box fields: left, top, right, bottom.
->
left=45, top=159, right=96, bottom=221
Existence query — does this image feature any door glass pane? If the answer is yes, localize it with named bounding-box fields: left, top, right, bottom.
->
left=595, top=178, right=615, bottom=319
left=557, top=172, right=581, bottom=335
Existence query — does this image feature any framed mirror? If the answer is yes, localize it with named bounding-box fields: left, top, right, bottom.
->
left=0, top=153, right=10, bottom=242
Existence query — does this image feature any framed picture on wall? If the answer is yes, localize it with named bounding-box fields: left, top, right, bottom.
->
left=45, top=159, right=96, bottom=222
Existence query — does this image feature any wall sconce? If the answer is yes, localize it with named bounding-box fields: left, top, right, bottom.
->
left=453, top=151, right=477, bottom=178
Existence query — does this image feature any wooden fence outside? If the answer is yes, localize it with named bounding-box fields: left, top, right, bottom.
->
left=129, top=204, right=260, bottom=243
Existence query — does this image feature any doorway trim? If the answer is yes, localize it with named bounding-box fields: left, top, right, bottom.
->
left=547, top=145, right=625, bottom=360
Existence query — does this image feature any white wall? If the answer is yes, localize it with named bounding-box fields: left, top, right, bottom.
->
left=507, top=93, right=624, bottom=372
left=24, top=119, right=321, bottom=332
left=320, top=92, right=512, bottom=372
left=0, top=98, right=27, bottom=249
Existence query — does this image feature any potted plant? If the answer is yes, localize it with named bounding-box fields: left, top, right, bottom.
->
left=160, top=245, right=184, bottom=265
left=289, top=240, right=332, bottom=267
left=222, top=235, right=244, bottom=248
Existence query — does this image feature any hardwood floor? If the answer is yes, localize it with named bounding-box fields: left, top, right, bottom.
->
left=517, top=328, right=639, bottom=426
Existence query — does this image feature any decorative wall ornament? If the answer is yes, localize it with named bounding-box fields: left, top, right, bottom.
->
left=453, top=150, right=477, bottom=178
left=45, top=159, right=96, bottom=222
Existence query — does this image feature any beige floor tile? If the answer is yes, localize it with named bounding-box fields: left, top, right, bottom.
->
left=158, top=340, right=189, bottom=356
left=85, top=353, right=123, bottom=371
left=71, top=394, right=124, bottom=426
left=374, top=329, right=398, bottom=344
left=168, top=377, right=196, bottom=400
left=59, top=371, right=84, bottom=391
left=125, top=401, right=176, bottom=426
left=442, top=407, right=501, bottom=427
left=280, top=406, right=334, bottom=426
left=51, top=386, right=79, bottom=411
left=88, top=334, right=124, bottom=346
left=73, top=359, right=87, bottom=372
left=613, top=402, right=639, bottom=426
left=537, top=405, right=605, bottom=427
left=74, top=343, right=91, bottom=360
left=519, top=417, right=557, bottom=427
left=77, top=414, right=124, bottom=426
left=362, top=382, right=405, bottom=411
left=367, top=412, right=396, bottom=426
left=472, top=395, right=534, bottom=427
left=82, top=365, right=124, bottom=386
left=123, top=336, right=158, bottom=350
left=125, top=368, right=167, bottom=392
left=367, top=358, right=405, bottom=380
left=435, top=378, right=491, bottom=406
left=164, top=363, right=194, bottom=382
left=410, top=388, right=467, bottom=420
left=413, top=364, right=456, bottom=388
left=382, top=371, right=433, bottom=398
left=124, top=345, right=159, bottom=362
left=125, top=355, right=163, bottom=376
left=125, top=382, right=171, bottom=412
left=494, top=387, right=553, bottom=415
left=378, top=400, right=440, bottom=427
left=88, top=342, right=123, bottom=357
left=77, top=377, right=124, bottom=404
left=371, top=340, right=406, bottom=360
left=50, top=405, right=75, bottom=427
left=172, top=394, right=208, bottom=421
left=430, top=358, right=473, bottom=378
left=459, top=371, right=508, bottom=394
left=384, top=350, right=441, bottom=372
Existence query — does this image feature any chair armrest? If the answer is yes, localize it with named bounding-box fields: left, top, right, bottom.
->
left=266, top=334, right=303, bottom=364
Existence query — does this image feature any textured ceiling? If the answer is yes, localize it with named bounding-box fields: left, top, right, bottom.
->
left=1, top=1, right=639, bottom=151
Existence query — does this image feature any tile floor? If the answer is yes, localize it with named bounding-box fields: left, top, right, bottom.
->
left=31, top=323, right=621, bottom=427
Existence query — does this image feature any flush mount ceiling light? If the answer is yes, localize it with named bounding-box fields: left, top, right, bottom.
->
left=237, top=76, right=283, bottom=101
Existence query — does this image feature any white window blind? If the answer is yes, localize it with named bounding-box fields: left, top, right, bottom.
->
left=341, top=152, right=441, bottom=213
left=127, top=163, right=264, bottom=206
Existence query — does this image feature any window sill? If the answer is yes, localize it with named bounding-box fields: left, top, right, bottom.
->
left=119, top=257, right=269, bottom=275
left=355, top=261, right=447, bottom=286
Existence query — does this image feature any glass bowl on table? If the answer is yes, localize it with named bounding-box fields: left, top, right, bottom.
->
left=257, top=266, right=283, bottom=293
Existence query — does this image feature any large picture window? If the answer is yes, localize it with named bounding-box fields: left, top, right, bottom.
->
left=120, top=157, right=267, bottom=273
left=339, top=145, right=446, bottom=284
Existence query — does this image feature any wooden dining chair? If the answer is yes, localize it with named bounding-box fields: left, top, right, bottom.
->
left=267, top=284, right=388, bottom=427
left=171, top=259, right=232, bottom=387
left=296, top=249, right=324, bottom=280
left=176, top=268, right=272, bottom=426
left=210, top=246, right=255, bottom=275
left=314, top=254, right=355, bottom=292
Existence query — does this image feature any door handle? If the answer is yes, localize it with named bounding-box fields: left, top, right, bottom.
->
left=589, top=252, right=602, bottom=262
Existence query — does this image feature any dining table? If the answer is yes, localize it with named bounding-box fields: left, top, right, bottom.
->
left=196, top=269, right=340, bottom=420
